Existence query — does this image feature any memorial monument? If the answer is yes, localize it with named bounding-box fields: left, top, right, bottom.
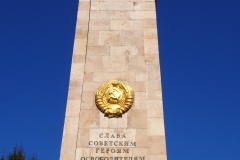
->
left=60, top=0, right=167, bottom=159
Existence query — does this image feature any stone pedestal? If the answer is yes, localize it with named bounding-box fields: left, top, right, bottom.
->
left=60, top=0, right=167, bottom=159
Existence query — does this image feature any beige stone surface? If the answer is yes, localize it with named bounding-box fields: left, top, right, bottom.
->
left=87, top=46, right=109, bottom=56
left=77, top=10, right=89, bottom=19
left=129, top=81, right=146, bottom=92
left=76, top=18, right=89, bottom=28
left=144, top=28, right=158, bottom=39
left=91, top=2, right=100, bottom=10
left=89, top=20, right=110, bottom=30
left=111, top=20, right=134, bottom=30
left=105, top=11, right=130, bottom=19
left=121, top=30, right=144, bottom=46
left=144, top=18, right=157, bottom=28
left=110, top=46, right=136, bottom=56
left=82, top=81, right=102, bottom=92
left=102, top=56, right=128, bottom=72
left=136, top=72, right=147, bottom=81
left=142, top=0, right=155, bottom=1
left=75, top=28, right=88, bottom=39
left=132, top=148, right=149, bottom=157
left=147, top=90, right=162, bottom=100
left=87, top=46, right=109, bottom=55
left=75, top=148, right=93, bottom=159
left=127, top=110, right=147, bottom=128
left=72, top=55, right=86, bottom=64
left=99, top=113, right=108, bottom=128
left=69, top=63, right=84, bottom=80
left=147, top=64, right=161, bottom=80
left=83, top=72, right=94, bottom=82
left=65, top=100, right=81, bottom=117
left=147, top=100, right=163, bottom=118
left=60, top=154, right=75, bottom=160
left=62, top=117, right=79, bottom=136
left=73, top=39, right=87, bottom=55
left=90, top=11, right=129, bottom=20
left=135, top=45, right=144, bottom=55
left=134, top=20, right=143, bottom=30
left=61, top=0, right=167, bottom=159
left=67, top=88, right=82, bottom=100
left=130, top=11, right=143, bottom=20
left=79, top=110, right=100, bottom=128
left=79, top=1, right=90, bottom=10
left=117, top=113, right=128, bottom=128
left=88, top=31, right=99, bottom=46
left=129, top=56, right=146, bottom=72
left=134, top=92, right=147, bottom=109
left=148, top=136, right=166, bottom=155
left=147, top=80, right=161, bottom=91
left=80, top=92, right=95, bottom=109
left=145, top=54, right=160, bottom=64
left=99, top=31, right=121, bottom=46
left=142, top=2, right=156, bottom=10
left=133, top=2, right=142, bottom=11
left=147, top=155, right=167, bottom=160
left=77, top=128, right=90, bottom=147
left=61, top=135, right=77, bottom=156
left=104, top=0, right=130, bottom=2
left=90, top=11, right=105, bottom=19
left=93, top=72, right=135, bottom=82
left=100, top=2, right=133, bottom=10
left=148, top=118, right=165, bottom=136
left=144, top=39, right=159, bottom=55
left=69, top=79, right=82, bottom=91
left=100, top=113, right=129, bottom=129
left=85, top=55, right=103, bottom=72
left=136, top=129, right=148, bottom=147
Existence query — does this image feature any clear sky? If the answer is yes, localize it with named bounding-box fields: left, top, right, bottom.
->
left=0, top=0, right=240, bottom=159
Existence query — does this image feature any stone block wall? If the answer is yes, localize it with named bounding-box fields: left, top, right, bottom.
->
left=60, top=0, right=167, bottom=159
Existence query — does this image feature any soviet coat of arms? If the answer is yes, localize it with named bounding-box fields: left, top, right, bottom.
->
left=95, top=80, right=134, bottom=118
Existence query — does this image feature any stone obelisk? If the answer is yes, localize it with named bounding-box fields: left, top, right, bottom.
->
left=60, top=0, right=167, bottom=159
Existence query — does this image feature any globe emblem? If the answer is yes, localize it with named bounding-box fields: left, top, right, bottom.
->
left=95, top=80, right=134, bottom=118
left=106, top=87, right=122, bottom=104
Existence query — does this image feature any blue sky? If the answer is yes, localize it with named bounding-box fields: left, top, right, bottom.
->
left=0, top=0, right=240, bottom=159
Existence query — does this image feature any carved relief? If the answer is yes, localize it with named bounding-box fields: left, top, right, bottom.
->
left=95, top=80, right=134, bottom=118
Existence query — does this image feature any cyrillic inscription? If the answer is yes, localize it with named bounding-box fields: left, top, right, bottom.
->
left=78, top=129, right=145, bottom=159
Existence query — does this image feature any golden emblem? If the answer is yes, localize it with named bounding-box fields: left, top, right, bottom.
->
left=95, top=80, right=134, bottom=118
